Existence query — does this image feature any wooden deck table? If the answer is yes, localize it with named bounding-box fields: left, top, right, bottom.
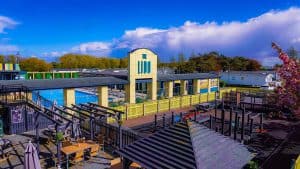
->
left=61, top=141, right=99, bottom=169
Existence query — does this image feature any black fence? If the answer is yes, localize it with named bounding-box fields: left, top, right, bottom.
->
left=80, top=118, right=141, bottom=149
left=3, top=104, right=53, bottom=134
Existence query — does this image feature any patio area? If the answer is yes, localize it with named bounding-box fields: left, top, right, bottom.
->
left=0, top=130, right=113, bottom=169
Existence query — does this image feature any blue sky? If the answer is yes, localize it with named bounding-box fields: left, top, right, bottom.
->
left=0, top=0, right=299, bottom=65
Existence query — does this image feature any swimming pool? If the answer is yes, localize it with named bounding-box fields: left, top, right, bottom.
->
left=33, top=89, right=113, bottom=106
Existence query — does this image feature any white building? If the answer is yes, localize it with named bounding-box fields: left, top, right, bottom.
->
left=221, top=71, right=280, bottom=89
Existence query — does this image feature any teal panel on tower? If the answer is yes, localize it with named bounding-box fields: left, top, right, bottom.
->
left=144, top=61, right=147, bottom=73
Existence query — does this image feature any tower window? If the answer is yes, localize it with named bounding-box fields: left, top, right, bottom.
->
left=142, top=54, right=147, bottom=59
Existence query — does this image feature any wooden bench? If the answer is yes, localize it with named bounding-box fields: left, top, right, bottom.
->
left=90, top=144, right=100, bottom=157
left=70, top=150, right=84, bottom=164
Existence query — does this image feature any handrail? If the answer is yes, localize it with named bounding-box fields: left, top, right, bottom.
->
left=88, top=102, right=124, bottom=114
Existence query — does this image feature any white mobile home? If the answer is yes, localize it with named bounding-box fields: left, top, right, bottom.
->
left=221, top=71, right=280, bottom=89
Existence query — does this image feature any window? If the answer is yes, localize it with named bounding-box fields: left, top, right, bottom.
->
left=241, top=76, right=244, bottom=80
left=142, top=54, right=147, bottom=59
left=232, top=76, right=235, bottom=80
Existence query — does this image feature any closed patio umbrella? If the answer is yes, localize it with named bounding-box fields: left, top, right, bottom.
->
left=24, top=141, right=41, bottom=169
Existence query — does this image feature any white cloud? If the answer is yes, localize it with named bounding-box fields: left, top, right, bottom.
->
left=117, top=8, right=300, bottom=62
left=42, top=51, right=67, bottom=57
left=0, top=16, right=18, bottom=34
left=0, top=44, right=19, bottom=53
left=71, top=42, right=111, bottom=56
left=69, top=7, right=300, bottom=66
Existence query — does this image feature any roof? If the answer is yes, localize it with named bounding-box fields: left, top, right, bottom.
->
left=80, top=70, right=219, bottom=81
left=158, top=73, right=219, bottom=81
left=0, top=77, right=128, bottom=91
left=221, top=71, right=276, bottom=76
left=0, top=70, right=20, bottom=73
left=129, top=48, right=158, bottom=55
left=118, top=121, right=253, bottom=169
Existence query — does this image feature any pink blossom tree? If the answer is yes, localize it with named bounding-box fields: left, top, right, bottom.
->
left=271, top=42, right=300, bottom=117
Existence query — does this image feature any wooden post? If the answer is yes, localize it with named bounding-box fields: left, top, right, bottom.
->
left=119, top=123, right=122, bottom=149
left=250, top=118, right=253, bottom=137
left=90, top=115, right=94, bottom=140
left=221, top=109, right=225, bottom=135
left=234, top=111, right=238, bottom=140
left=241, top=107, right=245, bottom=142
left=237, top=116, right=240, bottom=130
left=229, top=107, right=233, bottom=136
left=209, top=115, right=212, bottom=129
left=260, top=112, right=263, bottom=132
left=180, top=112, right=183, bottom=122
left=247, top=113, right=250, bottom=126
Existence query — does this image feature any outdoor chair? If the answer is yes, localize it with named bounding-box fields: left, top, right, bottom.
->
left=70, top=150, right=84, bottom=164
left=90, top=144, right=100, bottom=157
left=51, top=153, right=68, bottom=168
left=62, top=140, right=72, bottom=147
left=107, top=130, right=117, bottom=147
left=0, top=146, right=12, bottom=160
left=77, top=137, right=85, bottom=143
left=0, top=139, right=13, bottom=160
left=100, top=127, right=107, bottom=136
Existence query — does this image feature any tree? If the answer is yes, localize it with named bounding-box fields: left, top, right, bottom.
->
left=230, top=57, right=249, bottom=70
left=246, top=59, right=261, bottom=71
left=20, top=57, right=53, bottom=71
left=272, top=42, right=300, bottom=116
left=286, top=46, right=299, bottom=60
left=51, top=62, right=60, bottom=69
left=0, top=55, right=4, bottom=63
left=6, top=55, right=17, bottom=63
left=119, top=58, right=128, bottom=68
left=178, top=53, right=186, bottom=63
left=169, top=56, right=177, bottom=68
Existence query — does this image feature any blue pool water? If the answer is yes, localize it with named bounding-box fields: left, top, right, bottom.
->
left=34, top=89, right=113, bottom=106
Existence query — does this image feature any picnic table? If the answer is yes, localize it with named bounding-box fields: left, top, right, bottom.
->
left=61, top=141, right=99, bottom=169
left=195, top=102, right=214, bottom=112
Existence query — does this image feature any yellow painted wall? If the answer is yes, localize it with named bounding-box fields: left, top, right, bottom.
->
left=193, top=80, right=200, bottom=94
left=63, top=88, right=75, bottom=107
left=200, top=79, right=209, bottom=89
left=164, top=81, right=174, bottom=98
left=126, top=49, right=157, bottom=103
left=180, top=80, right=188, bottom=95
left=108, top=88, right=234, bottom=122
left=98, top=86, right=108, bottom=107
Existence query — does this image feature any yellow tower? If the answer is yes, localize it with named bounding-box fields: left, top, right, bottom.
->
left=125, top=48, right=157, bottom=103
